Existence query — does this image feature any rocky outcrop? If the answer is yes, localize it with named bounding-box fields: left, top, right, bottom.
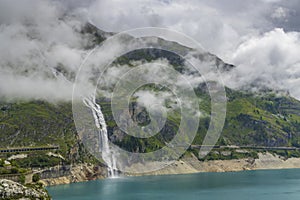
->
left=40, top=163, right=106, bottom=186
left=253, top=152, right=300, bottom=169
left=0, top=179, right=50, bottom=200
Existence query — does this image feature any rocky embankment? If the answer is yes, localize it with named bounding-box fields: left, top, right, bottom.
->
left=39, top=152, right=300, bottom=186
left=0, top=179, right=50, bottom=200
left=39, top=163, right=106, bottom=186
left=125, top=152, right=300, bottom=176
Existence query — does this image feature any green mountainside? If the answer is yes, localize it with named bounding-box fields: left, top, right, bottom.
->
left=1, top=23, right=300, bottom=173
left=1, top=86, right=300, bottom=166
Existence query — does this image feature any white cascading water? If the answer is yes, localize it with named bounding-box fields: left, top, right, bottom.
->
left=83, top=96, right=118, bottom=178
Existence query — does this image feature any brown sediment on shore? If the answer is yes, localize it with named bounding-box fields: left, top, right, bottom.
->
left=133, top=152, right=300, bottom=176
left=42, top=152, right=300, bottom=186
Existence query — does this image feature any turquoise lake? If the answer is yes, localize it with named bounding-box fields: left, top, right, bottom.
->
left=47, top=169, right=300, bottom=200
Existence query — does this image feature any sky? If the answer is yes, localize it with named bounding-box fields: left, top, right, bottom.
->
left=1, top=0, right=300, bottom=100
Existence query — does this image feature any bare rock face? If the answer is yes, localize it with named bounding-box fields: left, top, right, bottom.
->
left=0, top=179, right=50, bottom=200
left=39, top=163, right=107, bottom=186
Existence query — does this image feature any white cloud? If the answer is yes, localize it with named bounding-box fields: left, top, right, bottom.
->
left=86, top=0, right=277, bottom=62
left=134, top=90, right=174, bottom=112
left=271, top=7, right=289, bottom=20
left=0, top=72, right=73, bottom=102
left=87, top=0, right=300, bottom=100
left=1, top=0, right=300, bottom=101
left=0, top=0, right=88, bottom=101
left=225, top=28, right=300, bottom=98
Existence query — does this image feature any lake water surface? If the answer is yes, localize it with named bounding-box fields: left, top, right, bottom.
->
left=47, top=169, right=300, bottom=200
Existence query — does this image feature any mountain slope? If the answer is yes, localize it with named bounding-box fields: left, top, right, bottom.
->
left=1, top=24, right=300, bottom=171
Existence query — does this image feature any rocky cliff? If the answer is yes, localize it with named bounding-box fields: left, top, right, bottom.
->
left=0, top=179, right=50, bottom=200
left=39, top=163, right=107, bottom=186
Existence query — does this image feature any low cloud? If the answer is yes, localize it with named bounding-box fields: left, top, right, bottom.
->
left=0, top=0, right=89, bottom=101
left=225, top=28, right=300, bottom=98
left=84, top=0, right=300, bottom=100
left=0, top=73, right=73, bottom=102
left=1, top=0, right=300, bottom=101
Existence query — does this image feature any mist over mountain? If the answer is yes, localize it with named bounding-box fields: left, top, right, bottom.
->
left=3, top=1, right=300, bottom=187
left=1, top=0, right=300, bottom=101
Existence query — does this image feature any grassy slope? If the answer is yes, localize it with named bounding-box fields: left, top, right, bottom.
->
left=1, top=88, right=300, bottom=170
left=2, top=46, right=300, bottom=164
left=0, top=101, right=99, bottom=167
left=222, top=89, right=300, bottom=147
left=0, top=101, right=75, bottom=155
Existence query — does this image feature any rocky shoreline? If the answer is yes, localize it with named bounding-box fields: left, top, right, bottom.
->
left=42, top=152, right=300, bottom=186
left=0, top=179, right=51, bottom=200
left=39, top=163, right=107, bottom=186
left=3, top=152, right=300, bottom=199
left=137, top=152, right=300, bottom=176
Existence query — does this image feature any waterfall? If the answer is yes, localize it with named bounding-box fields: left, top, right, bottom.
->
left=83, top=96, right=118, bottom=178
